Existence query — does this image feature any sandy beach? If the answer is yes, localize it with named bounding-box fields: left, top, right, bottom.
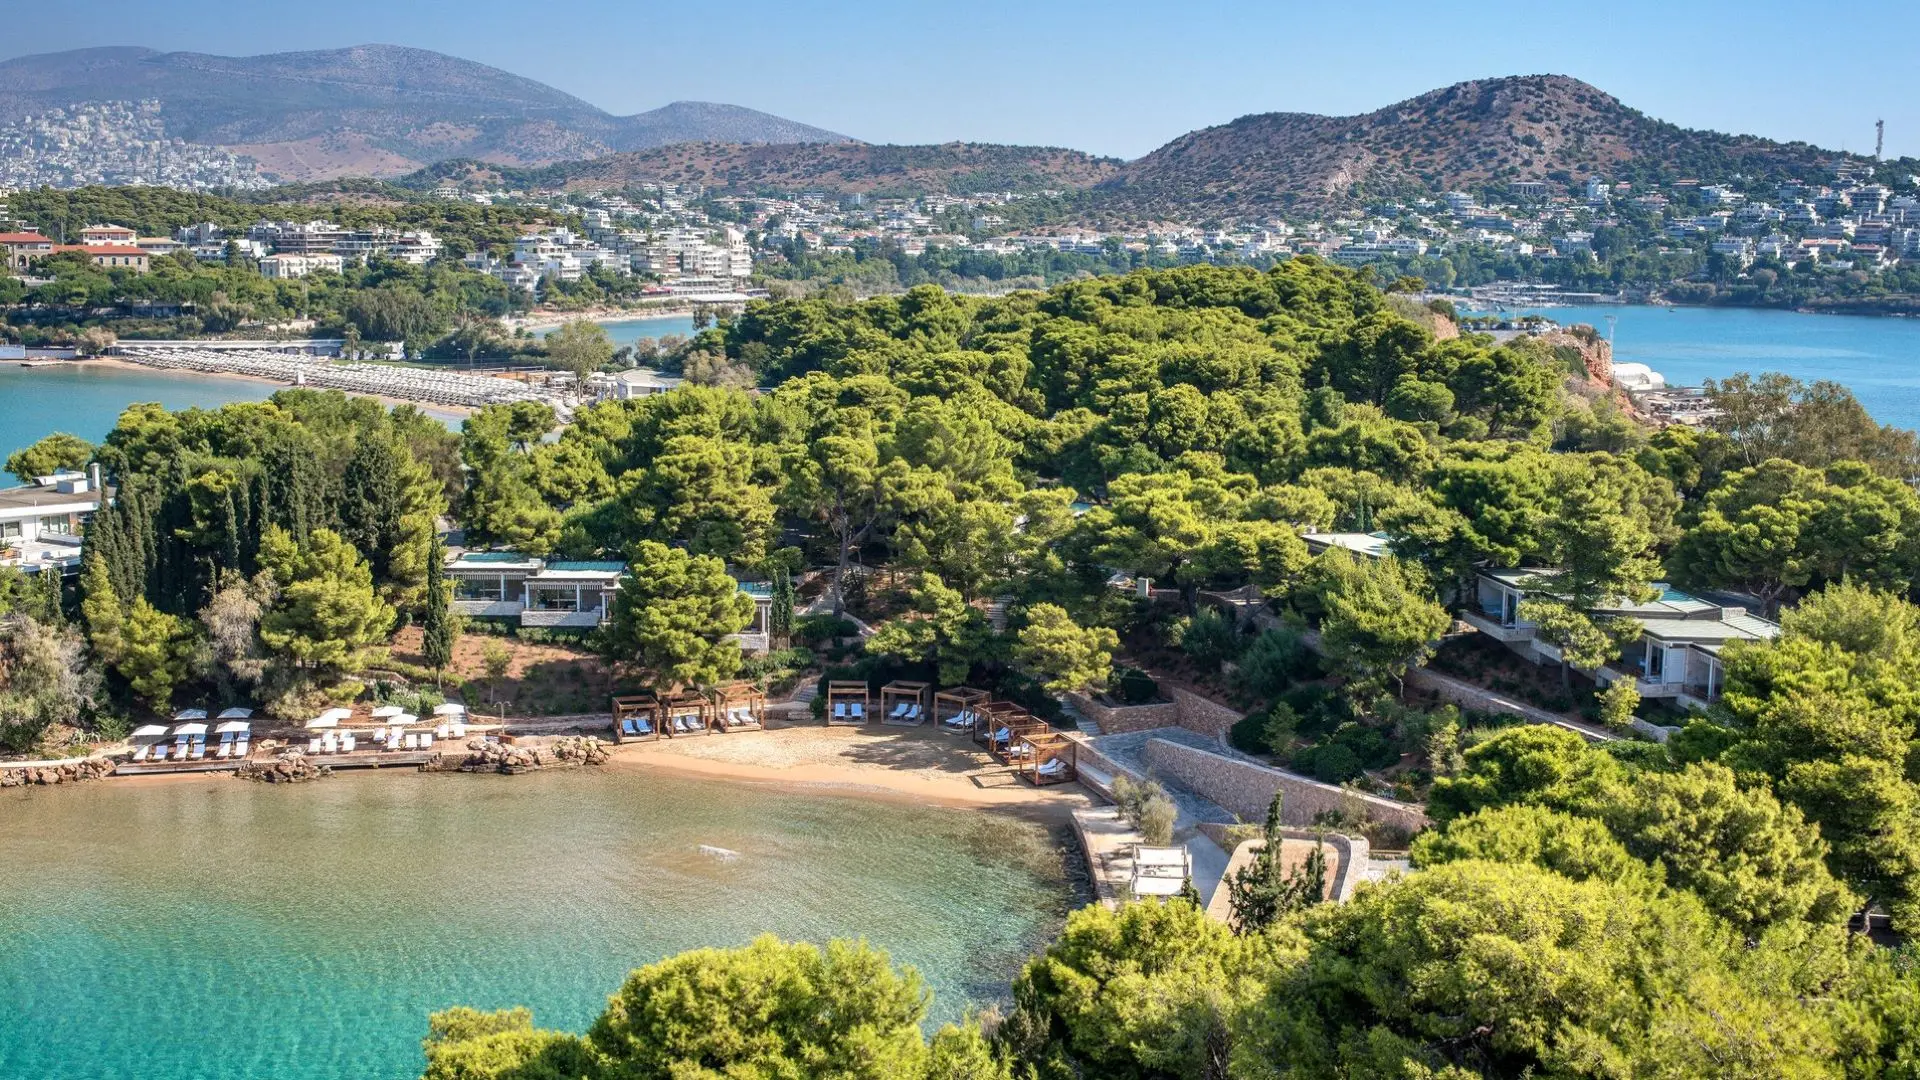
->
left=607, top=724, right=1094, bottom=818
left=75, top=356, right=477, bottom=419
left=504, top=301, right=733, bottom=334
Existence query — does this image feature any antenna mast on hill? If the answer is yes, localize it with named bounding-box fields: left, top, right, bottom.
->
left=1875, top=119, right=1885, bottom=161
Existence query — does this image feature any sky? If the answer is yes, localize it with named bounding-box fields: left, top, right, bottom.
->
left=5, top=0, right=1916, bottom=162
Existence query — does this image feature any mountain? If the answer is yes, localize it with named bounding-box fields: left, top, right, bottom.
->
left=0, top=45, right=849, bottom=181
left=1100, top=75, right=1871, bottom=216
left=410, top=142, right=1123, bottom=196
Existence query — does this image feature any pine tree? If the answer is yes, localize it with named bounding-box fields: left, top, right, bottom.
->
left=1224, top=792, right=1331, bottom=933
left=421, top=534, right=458, bottom=684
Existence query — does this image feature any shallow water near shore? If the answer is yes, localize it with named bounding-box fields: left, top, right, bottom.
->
left=0, top=768, right=1070, bottom=1080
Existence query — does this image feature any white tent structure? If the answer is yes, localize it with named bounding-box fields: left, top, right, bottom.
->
left=305, top=715, right=341, bottom=730
left=432, top=703, right=467, bottom=716
left=215, top=707, right=254, bottom=720
left=169, top=722, right=209, bottom=737
left=129, top=724, right=169, bottom=741
left=172, top=708, right=208, bottom=722
left=213, top=720, right=252, bottom=734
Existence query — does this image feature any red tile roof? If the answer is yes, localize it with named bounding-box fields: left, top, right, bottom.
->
left=0, top=232, right=53, bottom=244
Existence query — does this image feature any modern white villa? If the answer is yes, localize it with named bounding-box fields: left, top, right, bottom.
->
left=0, top=465, right=105, bottom=576
left=445, top=549, right=775, bottom=649
left=1464, top=567, right=1778, bottom=711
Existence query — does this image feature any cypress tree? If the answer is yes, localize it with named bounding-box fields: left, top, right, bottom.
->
left=420, top=534, right=457, bottom=684
left=770, top=567, right=796, bottom=646
left=220, top=483, right=244, bottom=573
left=339, top=434, right=404, bottom=584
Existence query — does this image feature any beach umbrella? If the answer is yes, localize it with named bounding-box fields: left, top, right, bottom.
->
left=215, top=707, right=254, bottom=720
left=171, top=722, right=208, bottom=737
left=432, top=703, right=467, bottom=716
left=370, top=705, right=405, bottom=718
left=305, top=715, right=339, bottom=730
left=394, top=714, right=419, bottom=727
left=171, top=708, right=209, bottom=721
left=129, top=724, right=168, bottom=740
left=213, top=720, right=251, bottom=734
left=317, top=707, right=352, bottom=722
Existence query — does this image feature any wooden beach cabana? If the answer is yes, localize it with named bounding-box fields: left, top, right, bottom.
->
left=971, top=700, right=1020, bottom=749
left=1016, top=732, right=1078, bottom=786
left=989, top=709, right=1050, bottom=766
left=880, top=680, right=931, bottom=726
left=612, top=693, right=660, bottom=742
left=711, top=682, right=766, bottom=731
left=826, top=681, right=870, bottom=726
left=663, top=690, right=712, bottom=736
left=934, top=687, right=990, bottom=736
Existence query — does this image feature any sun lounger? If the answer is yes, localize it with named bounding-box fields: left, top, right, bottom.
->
left=132, top=743, right=151, bottom=762
left=1037, top=758, right=1068, bottom=778
left=905, top=705, right=923, bottom=721
left=850, top=703, right=865, bottom=719
left=890, top=703, right=910, bottom=719
left=450, top=723, right=466, bottom=737
left=621, top=718, right=637, bottom=736
left=233, top=738, right=248, bottom=757
left=189, top=738, right=206, bottom=760
left=633, top=719, right=652, bottom=735
left=420, top=734, right=433, bottom=749
left=215, top=742, right=230, bottom=760
left=833, top=703, right=848, bottom=720
left=341, top=733, right=356, bottom=752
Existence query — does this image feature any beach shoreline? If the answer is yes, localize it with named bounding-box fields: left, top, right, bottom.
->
left=36, top=723, right=1094, bottom=822
left=504, top=301, right=735, bottom=334
left=67, top=356, right=478, bottom=419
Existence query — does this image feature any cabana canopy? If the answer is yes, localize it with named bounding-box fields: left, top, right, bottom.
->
left=213, top=720, right=252, bottom=734
left=170, top=722, right=208, bottom=736
left=305, top=715, right=339, bottom=729
left=215, top=707, right=254, bottom=720
left=172, top=708, right=208, bottom=721
left=129, top=724, right=168, bottom=740
left=317, top=707, right=352, bottom=722
left=432, top=703, right=467, bottom=716
left=393, top=713, right=419, bottom=727
left=370, top=705, right=405, bottom=718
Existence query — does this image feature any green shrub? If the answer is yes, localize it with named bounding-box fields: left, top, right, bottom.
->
left=1114, top=667, right=1159, bottom=705
left=1308, top=743, right=1364, bottom=784
left=1234, top=627, right=1316, bottom=700
left=794, top=614, right=858, bottom=647
left=1228, top=712, right=1269, bottom=755
left=1330, top=722, right=1397, bottom=770
left=1172, top=609, right=1243, bottom=670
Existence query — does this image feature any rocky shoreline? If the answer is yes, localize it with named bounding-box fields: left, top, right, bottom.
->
left=0, top=757, right=117, bottom=787
left=426, top=735, right=610, bottom=774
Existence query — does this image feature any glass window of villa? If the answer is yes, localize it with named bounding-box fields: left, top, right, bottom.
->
left=39, top=515, right=72, bottom=534
left=0, top=521, right=20, bottom=539
left=455, top=579, right=503, bottom=601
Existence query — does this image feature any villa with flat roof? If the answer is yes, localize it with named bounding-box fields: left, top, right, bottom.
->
left=0, top=466, right=106, bottom=577
left=1463, top=567, right=1777, bottom=710
left=446, top=551, right=624, bottom=629
left=446, top=549, right=775, bottom=649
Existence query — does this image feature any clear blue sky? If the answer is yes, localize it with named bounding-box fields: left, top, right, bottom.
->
left=7, top=0, right=1915, bottom=161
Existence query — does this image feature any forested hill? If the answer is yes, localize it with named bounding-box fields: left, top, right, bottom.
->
left=409, top=142, right=1124, bottom=197
left=1098, top=74, right=1882, bottom=216
left=0, top=45, right=849, bottom=180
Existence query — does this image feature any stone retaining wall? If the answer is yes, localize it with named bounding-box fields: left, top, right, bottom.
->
left=1141, top=737, right=1429, bottom=835
left=1167, top=686, right=1244, bottom=739
left=1066, top=691, right=1179, bottom=734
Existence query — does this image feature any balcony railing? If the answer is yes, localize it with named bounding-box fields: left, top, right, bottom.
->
left=1462, top=609, right=1537, bottom=643
left=520, top=608, right=604, bottom=628
left=452, top=599, right=524, bottom=617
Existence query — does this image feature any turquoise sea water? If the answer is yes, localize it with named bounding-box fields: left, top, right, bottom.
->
left=534, top=314, right=697, bottom=347
left=0, top=363, right=279, bottom=466
left=1511, top=305, right=1920, bottom=431
left=0, top=768, right=1070, bottom=1080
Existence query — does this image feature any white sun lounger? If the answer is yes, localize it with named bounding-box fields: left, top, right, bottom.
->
left=420, top=733, right=433, bottom=749
left=1037, top=758, right=1067, bottom=777
left=188, top=738, right=206, bottom=760
left=341, top=733, right=356, bottom=752
left=131, top=743, right=151, bottom=762
left=890, top=702, right=910, bottom=719
left=308, top=737, right=322, bottom=754
left=849, top=703, right=864, bottom=719
left=233, top=737, right=248, bottom=757
left=450, top=723, right=466, bottom=737
left=833, top=703, right=848, bottom=719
